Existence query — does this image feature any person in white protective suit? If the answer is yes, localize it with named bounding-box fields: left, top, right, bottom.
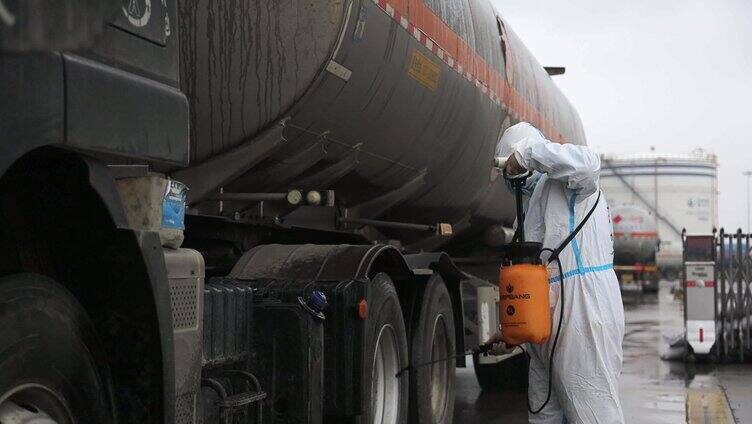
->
left=487, top=122, right=625, bottom=424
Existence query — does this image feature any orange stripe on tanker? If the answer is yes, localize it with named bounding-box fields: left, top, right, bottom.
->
left=373, top=0, right=565, bottom=142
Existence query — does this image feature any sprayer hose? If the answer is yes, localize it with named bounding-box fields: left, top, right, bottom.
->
left=519, top=249, right=564, bottom=415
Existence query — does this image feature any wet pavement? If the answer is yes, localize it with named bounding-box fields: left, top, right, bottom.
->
left=453, top=281, right=752, bottom=423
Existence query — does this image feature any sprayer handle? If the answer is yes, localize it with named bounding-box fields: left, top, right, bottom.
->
left=474, top=343, right=493, bottom=356
left=502, top=167, right=533, bottom=183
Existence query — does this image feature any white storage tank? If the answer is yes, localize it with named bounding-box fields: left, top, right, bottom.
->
left=600, top=151, right=718, bottom=274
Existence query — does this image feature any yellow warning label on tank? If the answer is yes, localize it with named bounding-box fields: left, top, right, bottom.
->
left=408, top=50, right=440, bottom=91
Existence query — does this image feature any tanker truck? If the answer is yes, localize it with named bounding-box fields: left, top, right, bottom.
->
left=0, top=1, right=586, bottom=423
left=611, top=205, right=661, bottom=293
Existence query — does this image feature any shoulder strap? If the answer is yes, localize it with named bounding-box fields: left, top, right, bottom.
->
left=548, top=190, right=601, bottom=263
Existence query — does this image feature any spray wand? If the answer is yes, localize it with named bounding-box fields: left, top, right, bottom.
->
left=395, top=343, right=494, bottom=378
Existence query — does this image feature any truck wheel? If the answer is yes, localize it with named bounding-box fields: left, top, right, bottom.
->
left=364, top=273, right=409, bottom=424
left=0, top=274, right=115, bottom=423
left=409, top=275, right=455, bottom=424
left=472, top=351, right=528, bottom=392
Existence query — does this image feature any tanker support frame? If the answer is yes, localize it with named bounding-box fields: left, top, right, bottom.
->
left=0, top=153, right=515, bottom=424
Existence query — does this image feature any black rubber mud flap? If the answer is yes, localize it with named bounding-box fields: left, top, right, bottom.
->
left=408, top=275, right=456, bottom=424
left=362, top=273, right=409, bottom=424
left=0, top=273, right=116, bottom=421
left=247, top=285, right=324, bottom=424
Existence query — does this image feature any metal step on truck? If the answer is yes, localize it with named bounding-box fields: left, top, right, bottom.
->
left=0, top=0, right=586, bottom=423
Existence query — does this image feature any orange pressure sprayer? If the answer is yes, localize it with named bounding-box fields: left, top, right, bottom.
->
left=498, top=169, right=551, bottom=346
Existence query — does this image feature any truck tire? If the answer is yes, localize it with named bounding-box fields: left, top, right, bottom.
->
left=363, top=273, right=409, bottom=424
left=0, top=273, right=115, bottom=423
left=409, top=275, right=455, bottom=424
left=472, top=351, right=528, bottom=392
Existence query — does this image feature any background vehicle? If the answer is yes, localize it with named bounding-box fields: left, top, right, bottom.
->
left=611, top=205, right=660, bottom=293
left=0, top=0, right=584, bottom=422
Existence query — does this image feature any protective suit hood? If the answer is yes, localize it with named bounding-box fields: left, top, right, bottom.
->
left=497, top=122, right=547, bottom=156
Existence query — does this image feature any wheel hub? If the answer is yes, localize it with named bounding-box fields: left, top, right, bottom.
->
left=371, top=324, right=400, bottom=424
left=0, top=384, right=72, bottom=424
left=430, top=314, right=450, bottom=421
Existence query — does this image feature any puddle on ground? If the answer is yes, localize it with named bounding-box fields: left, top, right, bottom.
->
left=455, top=280, right=749, bottom=423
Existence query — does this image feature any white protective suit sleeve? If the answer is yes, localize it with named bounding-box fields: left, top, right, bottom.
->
left=511, top=123, right=601, bottom=198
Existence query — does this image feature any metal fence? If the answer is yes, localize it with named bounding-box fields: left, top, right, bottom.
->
left=716, top=229, right=752, bottom=361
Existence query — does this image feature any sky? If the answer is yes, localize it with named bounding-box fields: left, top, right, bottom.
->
left=491, top=0, right=752, bottom=231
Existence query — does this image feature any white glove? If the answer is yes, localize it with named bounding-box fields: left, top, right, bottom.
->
left=485, top=330, right=516, bottom=356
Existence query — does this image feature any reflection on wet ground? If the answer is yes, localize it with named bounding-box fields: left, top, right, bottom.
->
left=620, top=284, right=688, bottom=423
left=453, top=281, right=751, bottom=423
